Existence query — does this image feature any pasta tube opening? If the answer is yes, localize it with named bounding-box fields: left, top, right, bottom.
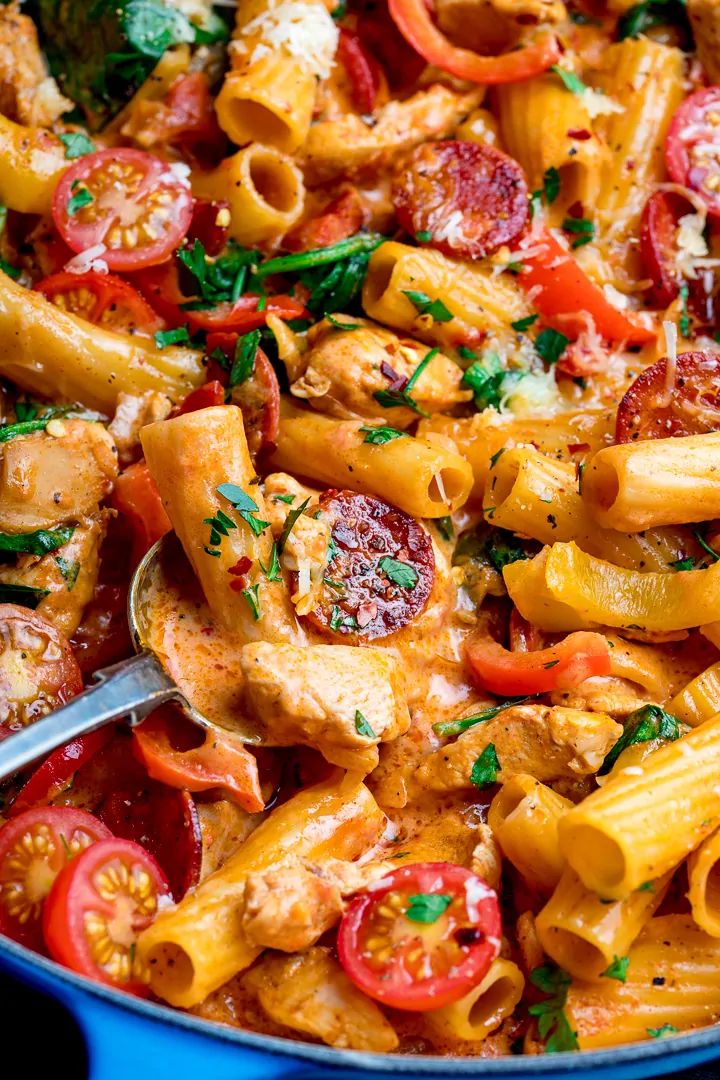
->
left=582, top=457, right=620, bottom=515
left=248, top=146, right=302, bottom=214
left=428, top=466, right=468, bottom=506
left=688, top=830, right=720, bottom=937
left=224, top=96, right=294, bottom=151
left=426, top=959, right=524, bottom=1043
left=562, top=825, right=626, bottom=891
left=142, top=942, right=195, bottom=1000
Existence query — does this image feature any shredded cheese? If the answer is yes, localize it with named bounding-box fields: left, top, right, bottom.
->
left=659, top=319, right=678, bottom=409
left=581, top=87, right=625, bottom=119
left=64, top=244, right=109, bottom=275
left=240, top=1, right=339, bottom=79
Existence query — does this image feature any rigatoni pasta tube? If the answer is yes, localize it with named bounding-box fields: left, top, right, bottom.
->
left=484, top=448, right=695, bottom=572
left=487, top=775, right=571, bottom=894
left=0, top=270, right=205, bottom=413
left=0, top=114, right=68, bottom=213
left=566, top=916, right=720, bottom=1048
left=583, top=433, right=720, bottom=532
left=137, top=776, right=385, bottom=1007
left=536, top=866, right=671, bottom=981
left=669, top=662, right=720, bottom=727
left=558, top=716, right=720, bottom=899
left=506, top=541, right=720, bottom=633
left=192, top=143, right=304, bottom=247
left=141, top=406, right=298, bottom=642
left=688, top=828, right=720, bottom=936
left=425, top=959, right=525, bottom=1044
left=270, top=411, right=473, bottom=518
left=362, top=241, right=533, bottom=346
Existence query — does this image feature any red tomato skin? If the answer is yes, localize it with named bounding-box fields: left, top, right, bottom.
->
left=129, top=259, right=189, bottom=328
left=0, top=807, right=111, bottom=951
left=666, top=87, right=720, bottom=219
left=35, top=271, right=164, bottom=335
left=42, top=838, right=170, bottom=995
left=134, top=72, right=227, bottom=162
left=52, top=148, right=193, bottom=271
left=186, top=294, right=307, bottom=333
left=71, top=583, right=133, bottom=677
left=640, top=192, right=692, bottom=308
left=178, top=380, right=226, bottom=414
left=338, top=862, right=501, bottom=1011
left=110, top=460, right=172, bottom=564
left=467, top=631, right=612, bottom=696
left=9, top=729, right=114, bottom=817
left=188, top=197, right=231, bottom=256
left=337, top=29, right=381, bottom=114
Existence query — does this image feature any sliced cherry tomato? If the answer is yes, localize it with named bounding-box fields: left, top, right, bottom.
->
left=519, top=230, right=657, bottom=344
left=110, top=460, right=172, bottom=565
left=52, top=148, right=193, bottom=271
left=467, top=631, right=611, bottom=696
left=43, top=837, right=170, bottom=994
left=35, top=271, right=163, bottom=336
left=9, top=729, right=114, bottom=818
left=284, top=190, right=367, bottom=254
left=99, top=785, right=201, bottom=901
left=230, top=347, right=281, bottom=461
left=393, top=140, right=528, bottom=261
left=125, top=72, right=226, bottom=162
left=666, top=87, right=720, bottom=219
left=178, top=380, right=226, bottom=415
left=337, top=28, right=382, bottom=115
left=640, top=191, right=693, bottom=309
left=0, top=606, right=82, bottom=733
left=300, top=489, right=435, bottom=642
left=0, top=807, right=111, bottom=951
left=130, top=258, right=189, bottom=328
left=388, top=0, right=560, bottom=84
left=338, top=862, right=501, bottom=1011
left=188, top=197, right=231, bottom=257
left=185, top=293, right=307, bottom=334
left=616, top=351, right=720, bottom=442
left=133, top=708, right=264, bottom=813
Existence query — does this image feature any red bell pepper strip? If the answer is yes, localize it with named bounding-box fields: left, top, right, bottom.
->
left=177, top=380, right=225, bottom=414
left=388, top=0, right=560, bottom=84
left=8, top=729, right=114, bottom=817
left=467, top=631, right=612, bottom=696
left=110, top=460, right=172, bottom=563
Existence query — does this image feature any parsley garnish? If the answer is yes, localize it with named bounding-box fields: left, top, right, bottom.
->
left=273, top=494, right=295, bottom=504
left=485, top=529, right=529, bottom=572
left=230, top=330, right=260, bottom=389
left=637, top=881, right=655, bottom=893
left=551, top=65, right=587, bottom=95
left=55, top=557, right=80, bottom=590
left=619, top=0, right=690, bottom=41
left=462, top=352, right=527, bottom=411
left=669, top=556, right=695, bottom=571
left=378, top=555, right=418, bottom=588
left=259, top=542, right=281, bottom=582
left=434, top=516, right=454, bottom=542
left=536, top=328, right=569, bottom=365
left=359, top=424, right=408, bottom=445
left=679, top=283, right=690, bottom=337
left=405, top=893, right=452, bottom=924
left=693, top=528, right=720, bottom=562
left=602, top=955, right=630, bottom=983
left=154, top=326, right=190, bottom=349
left=373, top=347, right=438, bottom=416
left=241, top=583, right=261, bottom=621
left=402, top=290, right=453, bottom=322
left=457, top=346, right=477, bottom=361
left=511, top=314, right=539, bottom=333
left=0, top=258, right=20, bottom=279
left=416, top=230, right=432, bottom=242
left=203, top=508, right=237, bottom=549
left=529, top=964, right=579, bottom=1053
left=544, top=659, right=560, bottom=669
left=563, top=217, right=595, bottom=249
left=216, top=483, right=270, bottom=537
left=330, top=605, right=357, bottom=631
left=647, top=1025, right=678, bottom=1039
left=355, top=710, right=376, bottom=738
left=598, top=704, right=681, bottom=775
left=178, top=239, right=258, bottom=310
left=543, top=166, right=561, bottom=205
left=0, top=527, right=74, bottom=556
left=67, top=186, right=93, bottom=215
left=326, top=313, right=360, bottom=331
left=433, top=698, right=529, bottom=738
left=0, top=406, right=72, bottom=444
left=489, top=448, right=506, bottom=469
left=277, top=496, right=310, bottom=555
left=58, top=132, right=96, bottom=159
left=254, top=233, right=384, bottom=281
left=0, top=582, right=50, bottom=608
left=470, top=743, right=500, bottom=789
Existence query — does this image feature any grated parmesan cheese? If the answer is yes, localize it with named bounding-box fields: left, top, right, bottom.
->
left=429, top=209, right=473, bottom=251
left=240, top=1, right=339, bottom=79
left=581, top=87, right=625, bottom=119
left=64, top=244, right=108, bottom=275
left=659, top=319, right=678, bottom=409
left=603, top=283, right=630, bottom=310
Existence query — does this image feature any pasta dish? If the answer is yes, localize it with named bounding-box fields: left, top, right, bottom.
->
left=2, top=0, right=720, bottom=1059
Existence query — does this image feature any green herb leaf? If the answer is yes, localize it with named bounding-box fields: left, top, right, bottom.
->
left=402, top=290, right=453, bottom=323
left=332, top=2, right=348, bottom=19
left=601, top=955, right=630, bottom=983
left=359, top=424, right=409, bottom=445
left=241, top=583, right=261, bottom=621
left=535, top=328, right=569, bottom=365
left=637, top=881, right=655, bottom=893
left=679, top=282, right=690, bottom=337
left=259, top=542, right=282, bottom=582
left=598, top=704, right=681, bottom=776
left=433, top=697, right=529, bottom=738
left=434, top=516, right=454, bottom=542
left=154, top=326, right=190, bottom=349
left=647, top=1024, right=678, bottom=1039
left=230, top=330, right=260, bottom=388
left=511, top=314, right=539, bottom=333
left=563, top=217, right=595, bottom=251
left=203, top=546, right=221, bottom=557
left=405, top=893, right=453, bottom=924
left=58, top=132, right=96, bottom=159
left=67, top=187, right=93, bottom=215
left=405, top=347, right=439, bottom=394
left=529, top=964, right=579, bottom=1054
left=551, top=64, right=587, bottom=95
left=485, top=529, right=529, bottom=572
left=0, top=406, right=72, bottom=444
left=669, top=557, right=695, bottom=571
left=693, top=528, right=720, bottom=562
left=0, top=526, right=74, bottom=556
left=0, top=582, right=50, bottom=608
left=543, top=166, right=561, bottom=205
left=457, top=346, right=477, bottom=361
left=217, top=484, right=259, bottom=514
left=619, top=0, right=690, bottom=41
left=470, top=743, right=500, bottom=789
left=416, top=230, right=432, bottom=242
left=326, top=313, right=360, bottom=331
left=0, top=258, right=20, bottom=279
left=355, top=710, right=376, bottom=738
left=277, top=497, right=311, bottom=555
left=378, top=555, right=419, bottom=589
left=55, top=557, right=81, bottom=590
left=274, top=494, right=296, bottom=505
left=255, top=233, right=384, bottom=280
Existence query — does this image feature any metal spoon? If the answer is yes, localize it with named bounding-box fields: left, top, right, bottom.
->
left=0, top=532, right=257, bottom=783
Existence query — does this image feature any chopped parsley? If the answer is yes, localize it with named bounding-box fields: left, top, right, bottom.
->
left=355, top=710, right=376, bottom=739
left=637, top=881, right=655, bottom=893
left=67, top=186, right=93, bottom=215
left=433, top=698, right=529, bottom=738
left=178, top=239, right=258, bottom=311
left=416, top=230, right=432, bottom=242
left=511, top=314, right=539, bottom=333
left=535, top=328, right=569, bottom=365
left=543, top=166, right=561, bottom=205
left=277, top=497, right=310, bottom=555
left=529, top=964, right=579, bottom=1053
left=0, top=406, right=72, bottom=444
left=598, top=704, right=681, bottom=776
left=402, top=290, right=453, bottom=322
left=254, top=233, right=384, bottom=281
left=273, top=494, right=296, bottom=505
left=154, top=326, right=190, bottom=349
left=0, top=582, right=50, bottom=608
left=216, top=483, right=270, bottom=537
left=647, top=1025, right=678, bottom=1039
left=326, top=313, right=360, bottom=331
left=259, top=543, right=281, bottom=582
left=470, top=743, right=500, bottom=789
left=203, top=508, right=237, bottom=549
left=0, top=258, right=20, bottom=279
left=405, top=893, right=452, bottom=924
left=55, top=557, right=81, bottom=590
left=679, top=283, right=690, bottom=337
left=489, top=448, right=506, bottom=469
left=462, top=352, right=527, bottom=411
left=669, top=556, right=695, bottom=571
left=601, top=955, right=630, bottom=983
left=373, top=347, right=438, bottom=416
left=229, top=330, right=260, bottom=389
left=551, top=65, right=587, bottom=95
left=563, top=217, right=595, bottom=249
left=378, top=555, right=418, bottom=588
left=693, top=528, right=720, bottom=562
left=434, top=516, right=454, bottom=542
left=618, top=0, right=690, bottom=42
left=0, top=526, right=74, bottom=556
left=485, top=529, right=529, bottom=572
left=241, top=583, right=261, bottom=621
left=58, top=132, right=96, bottom=159
left=359, top=424, right=408, bottom=445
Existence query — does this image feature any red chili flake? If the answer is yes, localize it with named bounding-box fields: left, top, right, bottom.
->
left=201, top=627, right=214, bottom=635
left=566, top=200, right=585, bottom=219
left=380, top=360, right=408, bottom=391
left=228, top=556, right=253, bottom=577
left=567, top=442, right=590, bottom=453
left=229, top=578, right=247, bottom=592
left=567, top=128, right=592, bottom=140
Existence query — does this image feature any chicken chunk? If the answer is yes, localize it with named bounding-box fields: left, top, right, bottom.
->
left=108, top=391, right=173, bottom=466
left=263, top=473, right=320, bottom=534
left=0, top=420, right=118, bottom=533
left=0, top=2, right=71, bottom=127
left=242, top=948, right=399, bottom=1052
left=291, top=318, right=471, bottom=427
left=413, top=705, right=622, bottom=793
left=688, top=0, right=720, bottom=83
left=240, top=643, right=410, bottom=772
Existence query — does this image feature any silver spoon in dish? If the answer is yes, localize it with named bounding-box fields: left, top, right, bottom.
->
left=0, top=532, right=261, bottom=783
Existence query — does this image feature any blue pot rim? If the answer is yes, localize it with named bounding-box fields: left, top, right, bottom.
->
left=1, top=932, right=719, bottom=1075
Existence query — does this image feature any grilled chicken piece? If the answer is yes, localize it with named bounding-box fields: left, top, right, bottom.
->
left=108, top=391, right=173, bottom=466
left=0, top=2, right=71, bottom=127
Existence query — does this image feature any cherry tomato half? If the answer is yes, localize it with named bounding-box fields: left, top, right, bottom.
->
left=0, top=807, right=111, bottom=951
left=187, top=197, right=231, bottom=257
left=178, top=380, right=226, bottom=415
left=130, top=258, right=189, bottom=328
left=0, top=605, right=83, bottom=733
left=9, top=729, right=114, bottom=817
left=338, top=862, right=501, bottom=1011
left=640, top=191, right=693, bottom=309
left=43, top=837, right=170, bottom=994
left=52, top=148, right=193, bottom=271
left=666, top=87, right=720, bottom=219
left=616, top=351, right=720, bottom=442
left=35, top=271, right=164, bottom=336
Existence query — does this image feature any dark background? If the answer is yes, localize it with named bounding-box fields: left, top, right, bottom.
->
left=1, top=972, right=719, bottom=1080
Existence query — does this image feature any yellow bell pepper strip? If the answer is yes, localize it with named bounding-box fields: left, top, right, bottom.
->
left=503, top=547, right=595, bottom=633
left=388, top=0, right=560, bottom=85
left=0, top=114, right=68, bottom=214
left=668, top=661, right=720, bottom=727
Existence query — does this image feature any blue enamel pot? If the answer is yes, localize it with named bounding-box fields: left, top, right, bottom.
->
left=1, top=933, right=719, bottom=1080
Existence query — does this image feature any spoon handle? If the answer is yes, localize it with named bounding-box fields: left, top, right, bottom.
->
left=0, top=651, right=179, bottom=783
